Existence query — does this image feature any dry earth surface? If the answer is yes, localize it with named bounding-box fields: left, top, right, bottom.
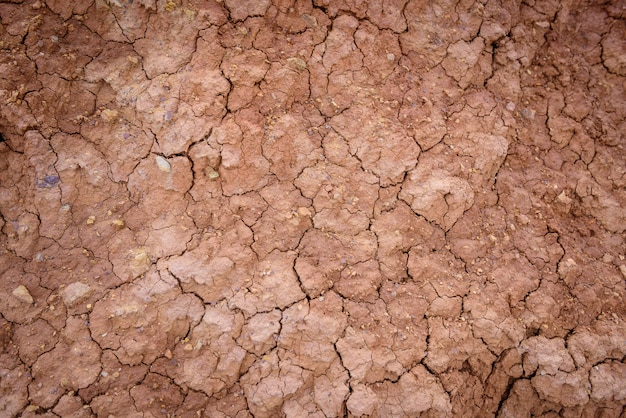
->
left=1, top=0, right=626, bottom=416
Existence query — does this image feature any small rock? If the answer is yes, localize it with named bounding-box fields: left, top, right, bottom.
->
left=129, top=247, right=151, bottom=278
left=43, top=175, right=59, bottom=185
left=619, top=265, right=626, bottom=280
left=558, top=258, right=578, bottom=278
left=164, top=0, right=176, bottom=11
left=155, top=155, right=171, bottom=173
left=100, top=109, right=118, bottom=122
left=86, top=216, right=96, bottom=225
left=111, top=219, right=125, bottom=228
left=60, top=282, right=92, bottom=306
left=556, top=191, right=572, bottom=204
left=521, top=108, right=535, bottom=120
left=12, top=285, right=34, bottom=304
left=286, top=57, right=307, bottom=70
left=204, top=167, right=219, bottom=179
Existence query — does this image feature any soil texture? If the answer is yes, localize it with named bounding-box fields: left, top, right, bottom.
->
left=1, top=0, right=626, bottom=416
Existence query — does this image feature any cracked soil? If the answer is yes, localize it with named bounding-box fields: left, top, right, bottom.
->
left=1, top=0, right=626, bottom=416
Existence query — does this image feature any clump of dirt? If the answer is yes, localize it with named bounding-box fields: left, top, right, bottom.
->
left=1, top=0, right=625, bottom=416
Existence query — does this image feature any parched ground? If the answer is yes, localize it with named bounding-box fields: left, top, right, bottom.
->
left=1, top=0, right=625, bottom=416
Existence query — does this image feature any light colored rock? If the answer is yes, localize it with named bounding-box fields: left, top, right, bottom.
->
left=60, top=282, right=91, bottom=306
left=12, top=285, right=34, bottom=304
left=128, top=247, right=152, bottom=279
left=557, top=190, right=572, bottom=204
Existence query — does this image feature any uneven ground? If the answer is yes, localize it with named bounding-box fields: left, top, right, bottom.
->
left=0, top=0, right=625, bottom=416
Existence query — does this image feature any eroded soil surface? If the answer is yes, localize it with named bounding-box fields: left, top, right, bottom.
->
left=1, top=0, right=625, bottom=416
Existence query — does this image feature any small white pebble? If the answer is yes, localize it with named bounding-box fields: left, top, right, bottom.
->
left=155, top=155, right=171, bottom=173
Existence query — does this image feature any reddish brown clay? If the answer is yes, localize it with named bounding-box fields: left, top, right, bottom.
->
left=1, top=0, right=625, bottom=416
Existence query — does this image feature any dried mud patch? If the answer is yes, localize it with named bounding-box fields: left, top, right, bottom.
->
left=1, top=0, right=625, bottom=416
